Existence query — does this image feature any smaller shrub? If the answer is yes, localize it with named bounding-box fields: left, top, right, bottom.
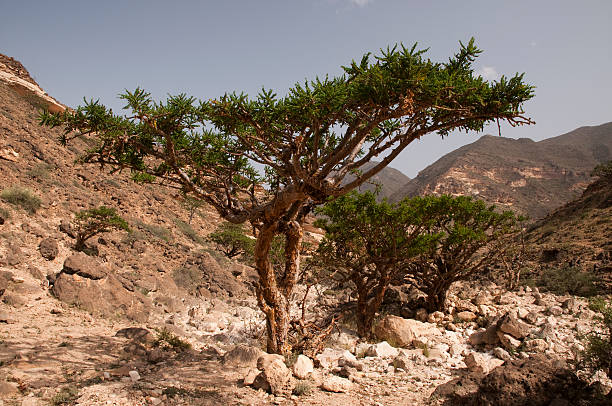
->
left=292, top=381, right=312, bottom=396
left=536, top=266, right=599, bottom=297
left=73, top=206, right=130, bottom=251
left=0, top=186, right=41, bottom=214
left=51, top=385, right=79, bottom=405
left=27, top=162, right=55, bottom=181
left=207, top=221, right=255, bottom=259
left=154, top=327, right=191, bottom=352
left=578, top=297, right=612, bottom=380
left=173, top=218, right=203, bottom=244
left=133, top=219, right=172, bottom=242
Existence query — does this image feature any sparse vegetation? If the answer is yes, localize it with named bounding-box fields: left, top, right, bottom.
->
left=591, top=160, right=612, bottom=179
left=51, top=385, right=79, bottom=405
left=132, top=219, right=172, bottom=242
left=172, top=266, right=202, bottom=293
left=533, top=266, right=599, bottom=297
left=578, top=297, right=612, bottom=379
left=154, top=327, right=191, bottom=351
left=73, top=206, right=130, bottom=251
left=27, top=162, right=55, bottom=181
left=0, top=186, right=41, bottom=214
left=208, top=221, right=255, bottom=259
left=173, top=217, right=203, bottom=244
left=293, top=381, right=312, bottom=396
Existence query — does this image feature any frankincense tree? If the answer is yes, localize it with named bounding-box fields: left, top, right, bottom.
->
left=41, top=39, right=533, bottom=354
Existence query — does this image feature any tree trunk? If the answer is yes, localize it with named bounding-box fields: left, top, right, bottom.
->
left=425, top=283, right=449, bottom=312
left=356, top=290, right=373, bottom=338
left=253, top=220, right=303, bottom=355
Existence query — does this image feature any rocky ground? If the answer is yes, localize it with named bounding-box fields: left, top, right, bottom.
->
left=1, top=215, right=610, bottom=405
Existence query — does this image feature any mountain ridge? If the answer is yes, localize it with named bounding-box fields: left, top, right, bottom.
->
left=390, top=122, right=612, bottom=219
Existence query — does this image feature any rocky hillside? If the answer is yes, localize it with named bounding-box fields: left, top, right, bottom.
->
left=0, top=54, right=260, bottom=314
left=521, top=166, right=612, bottom=288
left=390, top=124, right=612, bottom=219
left=343, top=161, right=410, bottom=200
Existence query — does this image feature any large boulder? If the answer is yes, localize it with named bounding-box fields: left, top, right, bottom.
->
left=51, top=257, right=151, bottom=322
left=252, top=354, right=293, bottom=395
left=498, top=312, right=531, bottom=340
left=61, top=253, right=108, bottom=280
left=463, top=352, right=504, bottom=375
left=292, top=354, right=314, bottom=379
left=321, top=375, right=353, bottom=393
left=432, top=355, right=610, bottom=405
left=374, top=315, right=441, bottom=348
left=38, top=238, right=58, bottom=260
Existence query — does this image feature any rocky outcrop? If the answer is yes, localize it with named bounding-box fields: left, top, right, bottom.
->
left=51, top=254, right=151, bottom=322
left=251, top=354, right=294, bottom=396
left=0, top=54, right=65, bottom=114
left=432, top=355, right=610, bottom=405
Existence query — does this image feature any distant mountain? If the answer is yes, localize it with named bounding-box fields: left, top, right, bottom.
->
left=390, top=123, right=612, bottom=219
left=343, top=161, right=410, bottom=201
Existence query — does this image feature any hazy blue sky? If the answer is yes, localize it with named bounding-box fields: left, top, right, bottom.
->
left=2, top=0, right=611, bottom=177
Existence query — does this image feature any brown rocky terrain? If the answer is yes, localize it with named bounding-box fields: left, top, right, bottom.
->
left=0, top=55, right=610, bottom=405
left=520, top=168, right=612, bottom=289
left=390, top=125, right=612, bottom=219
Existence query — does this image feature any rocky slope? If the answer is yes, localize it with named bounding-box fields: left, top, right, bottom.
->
left=390, top=124, right=612, bottom=219
left=520, top=168, right=612, bottom=289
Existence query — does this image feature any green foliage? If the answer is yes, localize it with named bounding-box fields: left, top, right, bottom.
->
left=315, top=192, right=521, bottom=326
left=154, top=327, right=192, bottom=352
left=591, top=160, right=612, bottom=179
left=0, top=186, right=42, bottom=214
left=39, top=39, right=533, bottom=226
left=172, top=266, right=202, bottom=293
left=173, top=217, right=203, bottom=244
left=73, top=206, right=130, bottom=251
left=579, top=297, right=612, bottom=379
left=27, top=162, right=55, bottom=181
left=208, top=222, right=256, bottom=259
left=292, top=381, right=312, bottom=396
left=51, top=385, right=79, bottom=405
left=408, top=195, right=521, bottom=311
left=314, top=191, right=449, bottom=336
left=180, top=193, right=205, bottom=224
left=534, top=266, right=599, bottom=297
left=132, top=219, right=172, bottom=242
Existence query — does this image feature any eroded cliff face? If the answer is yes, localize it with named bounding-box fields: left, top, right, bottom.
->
left=392, top=128, right=612, bottom=219
left=0, top=54, right=65, bottom=114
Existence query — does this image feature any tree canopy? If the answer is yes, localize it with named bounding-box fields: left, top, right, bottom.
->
left=41, top=39, right=534, bottom=354
left=313, top=191, right=443, bottom=336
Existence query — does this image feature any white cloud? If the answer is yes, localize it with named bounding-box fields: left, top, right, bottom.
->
left=530, top=41, right=537, bottom=47
left=475, top=66, right=500, bottom=81
left=349, top=0, right=373, bottom=7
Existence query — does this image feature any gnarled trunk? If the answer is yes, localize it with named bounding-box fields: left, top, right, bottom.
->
left=355, top=268, right=391, bottom=338
left=254, top=220, right=303, bottom=354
